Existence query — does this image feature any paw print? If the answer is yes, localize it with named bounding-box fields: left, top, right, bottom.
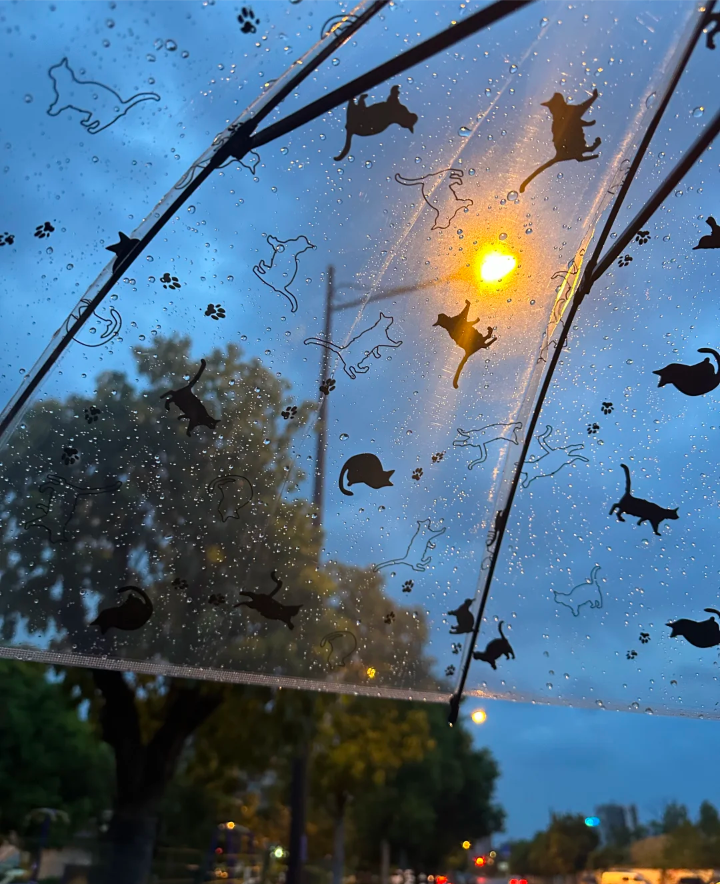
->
left=384, top=611, right=396, bottom=625
left=618, top=254, right=633, bottom=268
left=626, top=649, right=637, bottom=660
left=172, top=578, right=189, bottom=591
left=204, top=303, right=226, bottom=320
left=84, top=405, right=101, bottom=424
left=587, top=422, right=600, bottom=435
left=61, top=446, right=79, bottom=465
left=238, top=6, right=259, bottom=33
left=0, top=232, right=15, bottom=246
left=412, top=468, right=423, bottom=481
left=635, top=229, right=650, bottom=245
left=208, top=593, right=226, bottom=606
left=281, top=405, right=298, bottom=420
left=34, top=221, right=54, bottom=239
left=431, top=451, right=445, bottom=464
left=601, top=401, right=614, bottom=415
left=160, top=272, right=181, bottom=290
left=401, top=579, right=414, bottom=593
left=639, top=632, right=650, bottom=644
left=319, top=378, right=336, bottom=396
left=451, top=642, right=462, bottom=655
left=445, top=665, right=456, bottom=677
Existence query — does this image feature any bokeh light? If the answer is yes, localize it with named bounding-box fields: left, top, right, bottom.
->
left=471, top=708, right=487, bottom=724
left=474, top=248, right=517, bottom=284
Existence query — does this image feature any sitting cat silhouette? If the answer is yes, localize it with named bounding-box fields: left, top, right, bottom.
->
left=47, top=58, right=160, bottom=133
left=304, top=313, right=402, bottom=379
left=394, top=167, right=473, bottom=230
left=553, top=565, right=603, bottom=617
left=91, top=586, right=154, bottom=634
left=335, top=85, right=418, bottom=161
left=473, top=621, right=515, bottom=670
left=339, top=453, right=394, bottom=496
left=321, top=630, right=358, bottom=667
left=447, top=599, right=475, bottom=635
left=654, top=348, right=720, bottom=396
left=374, top=519, right=446, bottom=572
left=234, top=571, right=301, bottom=629
left=609, top=463, right=678, bottom=537
left=706, top=13, right=720, bottom=49
left=252, top=234, right=316, bottom=313
left=693, top=216, right=720, bottom=250
left=453, top=421, right=522, bottom=468
left=161, top=358, right=219, bottom=437
left=519, top=89, right=601, bottom=193
left=433, top=300, right=497, bottom=388
left=667, top=608, right=720, bottom=648
left=208, top=474, right=253, bottom=521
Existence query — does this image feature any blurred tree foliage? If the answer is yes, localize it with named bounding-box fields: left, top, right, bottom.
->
left=510, top=814, right=599, bottom=875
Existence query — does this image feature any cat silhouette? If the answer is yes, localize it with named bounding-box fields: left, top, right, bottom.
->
left=667, top=608, right=720, bottom=648
left=91, top=586, right=154, bottom=634
left=693, top=216, right=720, bottom=249
left=320, top=630, right=358, bottom=667
left=208, top=474, right=253, bottom=521
left=25, top=474, right=122, bottom=543
left=520, top=424, right=588, bottom=488
left=161, top=358, right=219, bottom=437
left=447, top=598, right=475, bottom=635
left=252, top=234, right=316, bottom=313
left=433, top=300, right=497, bottom=388
left=394, top=168, right=473, bottom=230
left=335, top=85, right=418, bottom=161
left=706, top=13, right=720, bottom=49
left=339, top=453, right=394, bottom=496
left=519, top=89, right=601, bottom=193
left=553, top=565, right=603, bottom=617
left=453, top=421, right=522, bottom=469
left=47, top=58, right=160, bottom=133
left=64, top=297, right=122, bottom=348
left=473, top=621, right=515, bottom=670
left=609, top=463, right=679, bottom=537
left=373, top=519, right=446, bottom=572
left=654, top=348, right=720, bottom=396
left=304, top=313, right=402, bottom=379
left=234, top=571, right=302, bottom=630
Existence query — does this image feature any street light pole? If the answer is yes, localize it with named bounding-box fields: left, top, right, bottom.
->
left=312, top=266, right=334, bottom=516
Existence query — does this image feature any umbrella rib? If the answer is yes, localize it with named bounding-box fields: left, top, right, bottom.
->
left=449, top=2, right=719, bottom=725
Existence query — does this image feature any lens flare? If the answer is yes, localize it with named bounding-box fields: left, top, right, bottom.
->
left=476, top=249, right=517, bottom=283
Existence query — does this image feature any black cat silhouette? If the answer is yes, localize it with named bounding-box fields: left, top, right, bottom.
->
left=706, top=13, right=720, bottom=49
left=433, top=300, right=497, bottom=388
left=447, top=598, right=475, bottom=635
left=519, top=89, right=601, bottom=193
left=472, top=621, right=515, bottom=670
left=91, top=586, right=153, bottom=634
left=161, top=358, right=219, bottom=437
left=335, top=85, right=418, bottom=161
left=654, top=348, right=720, bottom=396
left=26, top=474, right=122, bottom=543
left=339, top=453, right=394, bottom=496
left=106, top=231, right=140, bottom=271
left=234, top=571, right=302, bottom=630
left=667, top=608, right=720, bottom=648
left=693, top=216, right=720, bottom=250
left=609, top=463, right=679, bottom=537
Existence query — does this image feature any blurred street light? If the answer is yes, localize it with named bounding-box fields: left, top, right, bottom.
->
left=471, top=708, right=487, bottom=724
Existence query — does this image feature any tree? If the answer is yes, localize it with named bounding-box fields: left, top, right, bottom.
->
left=0, top=337, right=432, bottom=884
left=510, top=814, right=598, bottom=876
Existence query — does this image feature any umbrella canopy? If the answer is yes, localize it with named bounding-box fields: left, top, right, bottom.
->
left=0, top=0, right=718, bottom=718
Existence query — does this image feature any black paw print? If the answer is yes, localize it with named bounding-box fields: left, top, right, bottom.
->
left=238, top=6, right=259, bottom=33
left=208, top=593, right=226, bottom=606
left=639, top=632, right=650, bottom=644
left=319, top=378, right=336, bottom=396
left=172, top=578, right=189, bottom=591
left=634, top=230, right=650, bottom=245
left=34, top=221, right=54, bottom=239
left=384, top=611, right=396, bottom=624
left=431, top=451, right=445, bottom=464
left=204, top=303, right=226, bottom=320
left=618, top=254, right=633, bottom=267
left=601, top=401, right=614, bottom=415
left=84, top=406, right=101, bottom=424
left=587, top=422, right=600, bottom=435
left=412, top=468, right=423, bottom=481
left=451, top=642, right=462, bottom=655
left=0, top=232, right=15, bottom=246
left=445, top=665, right=456, bottom=677
left=401, top=579, right=414, bottom=593
left=626, top=649, right=637, bottom=660
left=61, top=446, right=79, bottom=465
left=160, top=272, right=181, bottom=290
left=281, top=405, right=298, bottom=420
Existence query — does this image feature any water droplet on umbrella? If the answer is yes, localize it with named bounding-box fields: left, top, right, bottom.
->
left=165, top=39, right=178, bottom=51
left=646, top=92, right=656, bottom=108
left=540, top=16, right=549, bottom=26
left=187, top=205, right=196, bottom=214
left=280, top=146, right=289, bottom=155
left=332, top=58, right=340, bottom=66
left=24, top=94, right=33, bottom=103
left=106, top=18, right=115, bottom=27
left=339, top=433, right=349, bottom=441
left=693, top=106, right=705, bottom=118
left=458, top=126, right=471, bottom=137
left=509, top=64, right=518, bottom=73
left=147, top=53, right=156, bottom=62
left=92, top=156, right=99, bottom=163
left=364, top=160, right=373, bottom=168
left=557, top=172, right=563, bottom=180
left=484, top=87, right=492, bottom=96
left=675, top=190, right=683, bottom=197
left=498, top=232, right=507, bottom=241
left=46, top=247, right=53, bottom=255
left=66, top=263, right=73, bottom=270
left=507, top=190, right=518, bottom=201
left=663, top=234, right=670, bottom=241
left=181, top=50, right=190, bottom=58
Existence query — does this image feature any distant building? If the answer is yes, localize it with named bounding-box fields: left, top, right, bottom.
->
left=596, top=804, right=632, bottom=847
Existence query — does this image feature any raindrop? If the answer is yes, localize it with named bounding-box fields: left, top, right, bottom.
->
left=645, top=92, right=656, bottom=108
left=498, top=232, right=508, bottom=241
left=693, top=106, right=705, bottom=118
left=187, top=205, right=196, bottom=214
left=525, top=228, right=533, bottom=235
left=181, top=50, right=190, bottom=58
left=154, top=38, right=164, bottom=49
left=663, top=234, right=670, bottom=241
left=106, top=18, right=115, bottom=27
left=468, top=168, right=476, bottom=176
left=280, top=146, right=289, bottom=155
left=92, top=156, right=99, bottom=163
left=458, top=126, right=472, bottom=137
left=507, top=190, right=518, bottom=201
left=165, top=39, right=178, bottom=51
left=46, top=247, right=53, bottom=255
left=102, top=40, right=110, bottom=47
left=364, top=160, right=373, bottom=168
left=546, top=682, right=553, bottom=689
left=146, top=53, right=156, bottom=62
left=332, top=58, right=340, bottom=66
left=24, top=94, right=33, bottom=104
left=484, top=87, right=492, bottom=96
left=556, top=172, right=564, bottom=180
left=66, top=263, right=73, bottom=270
left=509, top=63, right=518, bottom=74
left=227, top=275, right=234, bottom=282
left=540, top=16, right=549, bottom=26
left=289, top=0, right=302, bottom=4
left=339, top=433, right=349, bottom=441
left=675, top=190, right=683, bottom=197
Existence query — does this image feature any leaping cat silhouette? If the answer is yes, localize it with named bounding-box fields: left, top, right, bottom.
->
left=335, top=85, right=418, bottom=161
left=394, top=168, right=473, bottom=230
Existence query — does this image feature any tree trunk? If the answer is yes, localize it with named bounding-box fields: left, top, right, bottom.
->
left=103, top=809, right=158, bottom=884
left=332, top=793, right=347, bottom=884
left=381, top=839, right=390, bottom=884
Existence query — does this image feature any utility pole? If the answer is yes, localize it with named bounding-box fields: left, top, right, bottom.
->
left=313, top=265, right=334, bottom=514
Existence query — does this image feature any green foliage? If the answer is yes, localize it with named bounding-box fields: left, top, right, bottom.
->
left=510, top=813, right=598, bottom=875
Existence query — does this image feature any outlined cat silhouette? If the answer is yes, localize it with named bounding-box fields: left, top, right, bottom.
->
left=520, top=424, right=588, bottom=488
left=453, top=421, right=522, bottom=469
left=394, top=167, right=473, bottom=230
left=25, top=474, right=122, bottom=543
left=373, top=519, right=446, bottom=572
left=304, top=313, right=402, bottom=379
left=47, top=58, right=160, bottom=133
left=552, top=565, right=603, bottom=617
left=252, top=235, right=316, bottom=313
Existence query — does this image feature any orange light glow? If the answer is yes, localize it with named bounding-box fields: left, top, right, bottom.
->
left=471, top=708, right=487, bottom=724
left=462, top=841, right=471, bottom=850
left=366, top=667, right=376, bottom=679
left=474, top=247, right=517, bottom=285
left=475, top=857, right=486, bottom=867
